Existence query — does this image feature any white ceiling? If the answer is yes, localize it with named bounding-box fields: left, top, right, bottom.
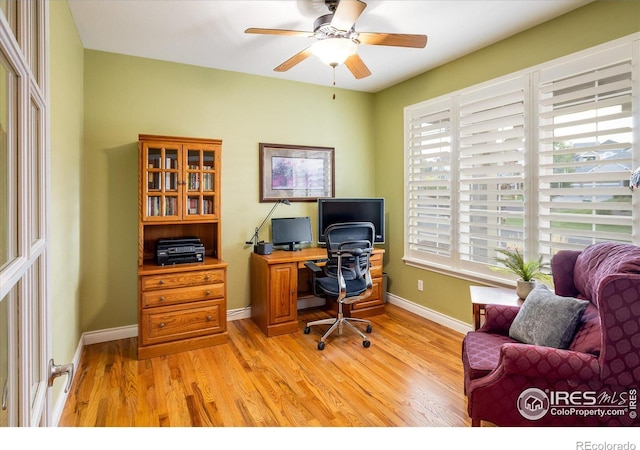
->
left=67, top=0, right=592, bottom=93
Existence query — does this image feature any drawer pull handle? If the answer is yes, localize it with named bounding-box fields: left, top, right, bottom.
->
left=204, top=275, right=211, bottom=281
left=205, top=291, right=211, bottom=296
left=159, top=296, right=165, bottom=302
left=158, top=280, right=164, bottom=285
left=159, top=323, right=165, bottom=328
left=206, top=315, right=212, bottom=321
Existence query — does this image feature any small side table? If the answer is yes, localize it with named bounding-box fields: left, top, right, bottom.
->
left=470, top=286, right=523, bottom=330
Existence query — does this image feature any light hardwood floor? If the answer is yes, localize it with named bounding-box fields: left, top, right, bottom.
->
left=58, top=303, right=471, bottom=427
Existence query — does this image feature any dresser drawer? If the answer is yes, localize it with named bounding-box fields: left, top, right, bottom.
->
left=142, top=283, right=224, bottom=308
left=140, top=269, right=225, bottom=291
left=140, top=299, right=225, bottom=346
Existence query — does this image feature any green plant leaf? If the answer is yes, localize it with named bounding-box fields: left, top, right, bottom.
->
left=491, top=248, right=552, bottom=282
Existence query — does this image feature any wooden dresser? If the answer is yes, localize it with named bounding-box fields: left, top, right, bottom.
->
left=137, top=134, right=227, bottom=359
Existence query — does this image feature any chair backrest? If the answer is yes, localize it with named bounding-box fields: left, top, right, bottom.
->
left=323, top=222, right=374, bottom=303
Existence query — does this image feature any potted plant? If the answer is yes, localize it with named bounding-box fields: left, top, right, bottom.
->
left=491, top=248, right=552, bottom=299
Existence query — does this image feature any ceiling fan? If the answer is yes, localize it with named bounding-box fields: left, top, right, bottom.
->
left=245, top=0, right=428, bottom=80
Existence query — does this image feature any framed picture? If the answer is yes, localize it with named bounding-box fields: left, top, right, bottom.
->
left=259, top=143, right=335, bottom=202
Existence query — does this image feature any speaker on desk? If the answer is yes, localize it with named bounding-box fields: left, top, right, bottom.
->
left=255, top=242, right=273, bottom=255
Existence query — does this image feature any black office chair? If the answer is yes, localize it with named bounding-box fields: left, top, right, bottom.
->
left=304, top=222, right=375, bottom=350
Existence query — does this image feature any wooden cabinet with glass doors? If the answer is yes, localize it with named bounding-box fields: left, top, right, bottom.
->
left=137, top=135, right=227, bottom=359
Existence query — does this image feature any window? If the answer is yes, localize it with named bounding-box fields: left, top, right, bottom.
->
left=404, top=35, right=639, bottom=283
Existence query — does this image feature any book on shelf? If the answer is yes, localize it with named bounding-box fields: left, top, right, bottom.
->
left=188, top=173, right=200, bottom=190
left=147, top=196, right=161, bottom=217
left=203, top=174, right=212, bottom=191
left=188, top=197, right=198, bottom=215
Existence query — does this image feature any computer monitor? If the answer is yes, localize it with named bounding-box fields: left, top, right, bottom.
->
left=271, top=217, right=313, bottom=251
left=317, top=198, right=385, bottom=245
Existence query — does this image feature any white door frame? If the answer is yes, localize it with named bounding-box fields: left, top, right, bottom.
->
left=0, top=0, right=50, bottom=427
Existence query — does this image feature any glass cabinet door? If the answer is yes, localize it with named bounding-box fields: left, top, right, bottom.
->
left=142, top=143, right=181, bottom=221
left=185, top=147, right=218, bottom=219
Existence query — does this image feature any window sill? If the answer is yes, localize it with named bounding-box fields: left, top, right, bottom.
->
left=402, top=256, right=517, bottom=289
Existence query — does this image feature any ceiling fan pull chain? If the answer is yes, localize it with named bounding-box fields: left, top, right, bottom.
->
left=331, top=62, right=337, bottom=100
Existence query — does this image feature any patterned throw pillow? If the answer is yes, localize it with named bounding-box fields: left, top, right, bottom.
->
left=509, top=284, right=589, bottom=349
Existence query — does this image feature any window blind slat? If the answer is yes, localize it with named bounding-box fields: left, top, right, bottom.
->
left=405, top=40, right=636, bottom=276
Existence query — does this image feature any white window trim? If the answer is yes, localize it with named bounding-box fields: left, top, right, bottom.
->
left=404, top=33, right=640, bottom=286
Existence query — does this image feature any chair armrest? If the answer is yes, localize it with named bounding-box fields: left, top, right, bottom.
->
left=477, top=304, right=520, bottom=335
left=304, top=261, right=323, bottom=273
left=500, top=342, right=600, bottom=381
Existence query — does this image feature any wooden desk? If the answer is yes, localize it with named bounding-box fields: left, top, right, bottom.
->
left=470, top=286, right=522, bottom=330
left=250, top=247, right=385, bottom=337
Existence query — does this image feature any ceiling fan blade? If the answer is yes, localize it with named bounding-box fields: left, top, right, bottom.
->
left=274, top=46, right=314, bottom=72
left=357, top=32, right=428, bottom=48
left=331, top=0, right=367, bottom=32
left=344, top=54, right=371, bottom=79
left=245, top=28, right=314, bottom=38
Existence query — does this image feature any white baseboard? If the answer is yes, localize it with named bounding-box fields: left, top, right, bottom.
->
left=50, top=335, right=84, bottom=426
left=385, top=293, right=473, bottom=335
left=50, top=294, right=472, bottom=425
left=69, top=296, right=472, bottom=349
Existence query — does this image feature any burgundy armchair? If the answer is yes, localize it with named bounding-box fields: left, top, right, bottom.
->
left=462, top=242, right=640, bottom=426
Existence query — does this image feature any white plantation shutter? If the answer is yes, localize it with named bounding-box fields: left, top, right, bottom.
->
left=537, top=45, right=634, bottom=254
left=458, top=78, right=527, bottom=270
left=405, top=99, right=454, bottom=265
left=404, top=36, right=638, bottom=280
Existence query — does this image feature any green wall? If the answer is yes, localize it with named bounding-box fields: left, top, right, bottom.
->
left=54, top=0, right=640, bottom=336
left=373, top=0, right=640, bottom=324
left=75, top=0, right=640, bottom=333
left=81, top=51, right=375, bottom=330
left=48, top=0, right=639, bottom=420
left=50, top=0, right=84, bottom=400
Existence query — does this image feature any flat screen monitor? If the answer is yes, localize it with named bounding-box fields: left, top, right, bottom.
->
left=317, top=198, right=385, bottom=245
left=271, top=216, right=313, bottom=251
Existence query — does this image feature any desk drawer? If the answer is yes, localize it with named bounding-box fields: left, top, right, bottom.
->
left=140, top=269, right=225, bottom=291
left=370, top=253, right=383, bottom=278
left=140, top=299, right=225, bottom=346
left=351, top=278, right=382, bottom=311
left=142, top=283, right=224, bottom=308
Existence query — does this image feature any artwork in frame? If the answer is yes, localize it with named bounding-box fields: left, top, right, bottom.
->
left=259, top=143, right=335, bottom=202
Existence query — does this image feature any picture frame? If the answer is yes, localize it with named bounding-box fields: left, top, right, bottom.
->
left=259, top=143, right=335, bottom=202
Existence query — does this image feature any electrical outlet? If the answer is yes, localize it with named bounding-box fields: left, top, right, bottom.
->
left=417, top=280, right=424, bottom=291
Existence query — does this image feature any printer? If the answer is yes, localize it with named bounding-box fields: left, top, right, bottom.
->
left=155, top=237, right=205, bottom=266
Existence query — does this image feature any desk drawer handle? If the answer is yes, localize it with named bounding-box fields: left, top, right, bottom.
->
left=206, top=315, right=213, bottom=321
left=204, top=275, right=211, bottom=281
left=205, top=291, right=211, bottom=296
left=158, top=280, right=164, bottom=285
left=159, top=296, right=166, bottom=302
left=159, top=323, right=165, bottom=328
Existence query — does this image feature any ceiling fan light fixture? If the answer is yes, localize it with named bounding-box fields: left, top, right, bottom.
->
left=311, top=37, right=358, bottom=66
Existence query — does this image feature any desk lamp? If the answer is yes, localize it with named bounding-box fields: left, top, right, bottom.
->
left=245, top=199, right=290, bottom=254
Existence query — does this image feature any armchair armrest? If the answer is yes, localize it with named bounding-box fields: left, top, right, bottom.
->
left=477, top=304, right=520, bottom=335
left=500, top=342, right=600, bottom=381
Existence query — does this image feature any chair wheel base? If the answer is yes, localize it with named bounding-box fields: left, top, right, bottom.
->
left=363, top=340, right=371, bottom=348
left=304, top=327, right=311, bottom=334
left=366, top=324, right=372, bottom=333
left=317, top=341, right=325, bottom=350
